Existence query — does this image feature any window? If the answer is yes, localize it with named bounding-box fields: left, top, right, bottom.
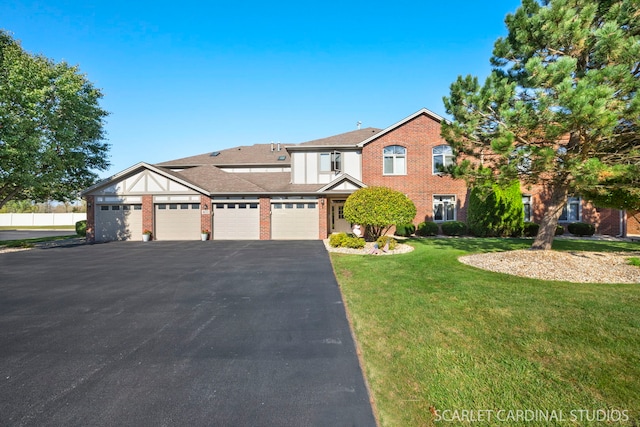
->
left=432, top=145, right=454, bottom=174
left=169, top=204, right=177, bottom=210
left=307, top=203, right=316, bottom=209
left=133, top=205, right=142, bottom=210
left=522, top=195, right=532, bottom=222
left=433, top=195, right=456, bottom=221
left=383, top=145, right=406, bottom=175
left=559, top=197, right=581, bottom=222
left=111, top=205, right=120, bottom=211
left=100, top=206, right=109, bottom=211
left=296, top=203, right=304, bottom=209
left=191, top=203, right=200, bottom=209
left=180, top=204, right=189, bottom=209
left=320, top=151, right=341, bottom=172
left=249, top=203, right=258, bottom=209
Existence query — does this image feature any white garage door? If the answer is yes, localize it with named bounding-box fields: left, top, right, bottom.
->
left=155, top=203, right=201, bottom=240
left=95, top=204, right=143, bottom=242
left=213, top=202, right=260, bottom=240
left=271, top=202, right=319, bottom=240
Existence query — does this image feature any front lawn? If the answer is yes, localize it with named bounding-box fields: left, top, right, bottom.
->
left=331, top=238, right=640, bottom=426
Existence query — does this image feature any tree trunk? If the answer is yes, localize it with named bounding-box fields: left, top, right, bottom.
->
left=531, top=182, right=569, bottom=250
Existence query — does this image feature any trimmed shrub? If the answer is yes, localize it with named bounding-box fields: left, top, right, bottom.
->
left=329, top=232, right=347, bottom=248
left=329, top=232, right=365, bottom=249
left=467, top=180, right=524, bottom=237
left=394, top=223, right=415, bottom=237
left=441, top=221, right=467, bottom=236
left=416, top=221, right=439, bottom=236
left=343, top=186, right=416, bottom=240
left=555, top=225, right=565, bottom=236
left=523, top=222, right=539, bottom=237
left=568, top=222, right=596, bottom=236
left=75, top=220, right=87, bottom=237
left=376, top=236, right=398, bottom=251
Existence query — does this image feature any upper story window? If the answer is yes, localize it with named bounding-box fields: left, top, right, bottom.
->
left=320, top=151, right=341, bottom=173
left=433, top=145, right=454, bottom=174
left=559, top=197, right=581, bottom=222
left=383, top=145, right=406, bottom=175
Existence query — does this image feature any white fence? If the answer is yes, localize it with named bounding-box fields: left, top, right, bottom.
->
left=0, top=213, right=87, bottom=227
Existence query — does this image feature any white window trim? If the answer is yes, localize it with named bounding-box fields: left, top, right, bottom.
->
left=383, top=145, right=407, bottom=176
left=433, top=195, right=456, bottom=222
left=559, top=197, right=582, bottom=222
left=432, top=145, right=454, bottom=175
left=522, top=195, right=532, bottom=222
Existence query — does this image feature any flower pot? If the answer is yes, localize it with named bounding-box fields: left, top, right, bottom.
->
left=142, top=234, right=151, bottom=242
left=201, top=233, right=208, bottom=241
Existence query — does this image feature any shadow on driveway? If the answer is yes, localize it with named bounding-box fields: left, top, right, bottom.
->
left=0, top=241, right=376, bottom=426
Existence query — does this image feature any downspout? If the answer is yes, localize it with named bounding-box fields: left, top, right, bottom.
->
left=618, top=210, right=626, bottom=238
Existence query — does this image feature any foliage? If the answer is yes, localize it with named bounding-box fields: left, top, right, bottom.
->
left=441, top=0, right=640, bottom=250
left=568, top=222, right=596, bottom=236
left=0, top=200, right=37, bottom=213
left=441, top=221, right=467, bottom=236
left=394, top=223, right=415, bottom=237
left=467, top=180, right=524, bottom=237
left=143, top=229, right=152, bottom=235
left=415, top=221, right=439, bottom=236
left=523, top=222, right=540, bottom=237
left=343, top=187, right=416, bottom=240
left=376, top=235, right=398, bottom=251
left=0, top=31, right=110, bottom=209
left=555, top=225, right=565, bottom=236
left=329, top=232, right=365, bottom=249
left=75, top=220, right=87, bottom=237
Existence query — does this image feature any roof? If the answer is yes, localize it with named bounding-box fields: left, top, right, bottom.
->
left=293, top=127, right=382, bottom=148
left=156, top=143, right=291, bottom=167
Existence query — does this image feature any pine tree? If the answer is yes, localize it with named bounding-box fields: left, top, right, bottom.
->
left=442, top=0, right=640, bottom=249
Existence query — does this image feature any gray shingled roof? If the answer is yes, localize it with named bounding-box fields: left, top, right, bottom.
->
left=156, top=144, right=291, bottom=167
left=296, top=127, right=382, bottom=147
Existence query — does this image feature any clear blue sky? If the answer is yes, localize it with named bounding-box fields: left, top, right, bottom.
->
left=3, top=0, right=522, bottom=178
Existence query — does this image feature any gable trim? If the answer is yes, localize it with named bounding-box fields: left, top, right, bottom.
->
left=317, top=173, right=367, bottom=193
left=356, top=108, right=446, bottom=148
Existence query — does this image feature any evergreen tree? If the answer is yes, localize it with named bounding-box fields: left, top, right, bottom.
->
left=468, top=180, right=525, bottom=237
left=442, top=0, right=640, bottom=250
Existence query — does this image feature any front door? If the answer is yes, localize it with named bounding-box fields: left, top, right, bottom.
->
left=331, top=200, right=352, bottom=233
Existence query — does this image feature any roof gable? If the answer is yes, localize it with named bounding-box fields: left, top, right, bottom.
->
left=317, top=173, right=366, bottom=192
left=357, top=108, right=445, bottom=148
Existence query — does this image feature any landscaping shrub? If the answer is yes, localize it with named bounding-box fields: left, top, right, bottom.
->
left=523, top=222, right=539, bottom=237
left=568, top=222, right=596, bottom=236
left=376, top=235, right=398, bottom=251
left=416, top=221, right=439, bottom=236
left=441, top=221, right=467, bottom=236
left=467, top=180, right=524, bottom=237
left=394, top=223, right=415, bottom=237
left=329, top=232, right=365, bottom=249
left=75, top=220, right=87, bottom=237
left=555, top=225, right=565, bottom=235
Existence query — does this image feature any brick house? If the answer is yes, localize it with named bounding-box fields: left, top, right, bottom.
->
left=81, top=108, right=632, bottom=242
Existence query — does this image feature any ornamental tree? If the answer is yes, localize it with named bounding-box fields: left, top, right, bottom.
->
left=467, top=180, right=525, bottom=237
left=0, top=30, right=110, bottom=209
left=343, top=186, right=416, bottom=240
left=441, top=0, right=640, bottom=250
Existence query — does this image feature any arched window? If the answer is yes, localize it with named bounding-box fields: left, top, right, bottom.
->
left=383, top=145, right=406, bottom=175
left=432, top=145, right=454, bottom=174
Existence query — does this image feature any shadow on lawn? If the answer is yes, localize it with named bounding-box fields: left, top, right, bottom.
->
left=409, top=236, right=640, bottom=254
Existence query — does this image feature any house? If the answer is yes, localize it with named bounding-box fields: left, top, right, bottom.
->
left=82, top=109, right=632, bottom=242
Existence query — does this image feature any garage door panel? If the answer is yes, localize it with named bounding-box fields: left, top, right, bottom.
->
left=271, top=203, right=319, bottom=240
left=155, top=203, right=201, bottom=240
left=95, top=205, right=142, bottom=242
left=213, top=202, right=259, bottom=240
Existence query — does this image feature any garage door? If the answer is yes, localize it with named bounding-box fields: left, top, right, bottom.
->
left=213, top=202, right=260, bottom=240
left=95, top=204, right=143, bottom=242
left=271, top=202, right=319, bottom=240
left=155, top=203, right=201, bottom=240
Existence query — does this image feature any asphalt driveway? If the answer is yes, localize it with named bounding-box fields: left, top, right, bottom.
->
left=0, top=241, right=376, bottom=426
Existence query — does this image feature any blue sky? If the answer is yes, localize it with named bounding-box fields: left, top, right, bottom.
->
left=3, top=1, right=522, bottom=178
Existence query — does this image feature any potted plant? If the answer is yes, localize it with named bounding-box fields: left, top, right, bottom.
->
left=142, top=229, right=152, bottom=242
left=201, top=229, right=209, bottom=241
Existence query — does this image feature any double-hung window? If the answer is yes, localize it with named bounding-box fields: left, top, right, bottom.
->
left=433, top=195, right=456, bottom=221
left=432, top=145, right=454, bottom=174
left=383, top=145, right=406, bottom=175
left=559, top=197, right=581, bottom=222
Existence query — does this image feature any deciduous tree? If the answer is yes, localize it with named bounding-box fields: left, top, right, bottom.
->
left=0, top=30, right=109, bottom=209
left=442, top=0, right=640, bottom=249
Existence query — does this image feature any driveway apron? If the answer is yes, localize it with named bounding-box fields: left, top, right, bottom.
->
left=0, top=241, right=376, bottom=426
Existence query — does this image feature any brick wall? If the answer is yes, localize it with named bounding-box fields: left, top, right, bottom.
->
left=260, top=197, right=271, bottom=240
left=142, top=195, right=153, bottom=239
left=200, top=195, right=212, bottom=239
left=318, top=197, right=328, bottom=239
left=361, top=113, right=469, bottom=225
left=628, top=212, right=640, bottom=236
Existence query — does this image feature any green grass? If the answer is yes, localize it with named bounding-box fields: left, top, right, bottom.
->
left=0, top=234, right=78, bottom=247
left=331, top=238, right=640, bottom=426
left=628, top=257, right=640, bottom=267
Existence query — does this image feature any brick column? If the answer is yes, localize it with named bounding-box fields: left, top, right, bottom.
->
left=318, top=197, right=328, bottom=239
left=260, top=197, right=271, bottom=240
left=200, top=195, right=212, bottom=239
left=85, top=196, right=95, bottom=242
left=142, top=195, right=153, bottom=239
